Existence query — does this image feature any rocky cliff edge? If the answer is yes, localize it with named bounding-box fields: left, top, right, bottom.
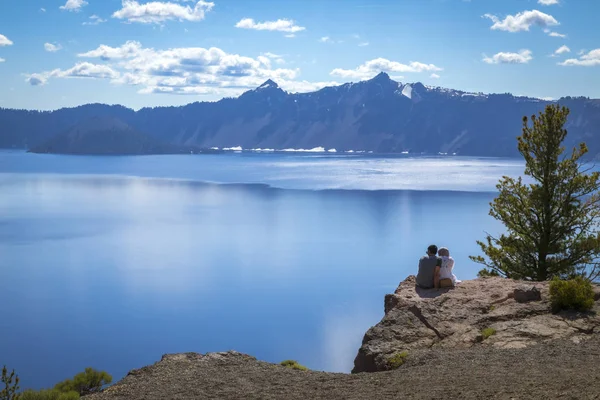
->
left=353, top=275, right=600, bottom=373
left=85, top=277, right=600, bottom=399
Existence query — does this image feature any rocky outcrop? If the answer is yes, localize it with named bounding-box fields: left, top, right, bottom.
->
left=353, top=276, right=600, bottom=373
left=513, top=285, right=542, bottom=303
left=86, top=340, right=600, bottom=399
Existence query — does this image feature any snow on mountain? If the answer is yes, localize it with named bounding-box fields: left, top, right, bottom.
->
left=401, top=84, right=413, bottom=99
left=257, top=79, right=279, bottom=90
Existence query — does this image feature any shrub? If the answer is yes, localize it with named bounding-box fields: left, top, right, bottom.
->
left=20, top=390, right=79, bottom=400
left=387, top=351, right=409, bottom=370
left=549, top=277, right=595, bottom=313
left=477, top=268, right=500, bottom=278
left=279, top=360, right=308, bottom=371
left=54, top=368, right=111, bottom=396
left=1, top=366, right=20, bottom=400
left=481, top=328, right=496, bottom=340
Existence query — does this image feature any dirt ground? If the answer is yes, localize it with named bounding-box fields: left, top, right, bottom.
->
left=87, top=336, right=600, bottom=400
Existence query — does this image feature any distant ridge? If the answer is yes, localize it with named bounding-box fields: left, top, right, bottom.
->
left=28, top=116, right=219, bottom=155
left=2, top=75, right=599, bottom=157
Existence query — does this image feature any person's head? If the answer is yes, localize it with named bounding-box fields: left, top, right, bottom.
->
left=438, top=247, right=450, bottom=257
left=427, top=245, right=438, bottom=256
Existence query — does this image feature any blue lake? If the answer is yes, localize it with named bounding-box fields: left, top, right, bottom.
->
left=0, top=151, right=520, bottom=390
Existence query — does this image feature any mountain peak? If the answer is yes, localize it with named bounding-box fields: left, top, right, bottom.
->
left=257, top=79, right=279, bottom=90
left=370, top=72, right=391, bottom=82
left=411, top=82, right=426, bottom=91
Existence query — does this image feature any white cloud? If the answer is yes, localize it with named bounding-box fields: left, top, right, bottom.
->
left=27, top=73, right=48, bottom=86
left=235, top=18, right=305, bottom=33
left=83, top=15, right=108, bottom=25
left=546, top=31, right=566, bottom=38
left=263, top=52, right=282, bottom=59
left=35, top=41, right=333, bottom=95
left=430, top=73, right=440, bottom=79
left=40, top=7, right=47, bottom=12
left=0, top=58, right=5, bottom=63
left=118, top=46, right=299, bottom=81
left=44, top=43, right=63, bottom=52
left=59, top=0, right=88, bottom=12
left=112, top=0, right=214, bottom=24
left=538, top=0, right=559, bottom=5
left=27, top=63, right=120, bottom=86
left=330, top=58, right=442, bottom=80
left=483, top=10, right=559, bottom=32
left=261, top=52, right=285, bottom=65
left=352, top=35, right=369, bottom=46
left=319, top=36, right=332, bottom=43
left=138, top=86, right=227, bottom=95
left=554, top=45, right=570, bottom=55
left=559, top=49, right=600, bottom=67
left=55, top=62, right=120, bottom=79
left=482, top=49, right=533, bottom=64
left=0, top=34, right=13, bottom=46
left=78, top=41, right=143, bottom=59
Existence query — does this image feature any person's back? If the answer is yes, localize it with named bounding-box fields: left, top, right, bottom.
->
left=439, top=256, right=455, bottom=281
left=416, top=245, right=441, bottom=288
left=438, top=247, right=457, bottom=287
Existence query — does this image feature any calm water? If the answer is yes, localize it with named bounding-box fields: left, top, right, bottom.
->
left=0, top=151, right=518, bottom=390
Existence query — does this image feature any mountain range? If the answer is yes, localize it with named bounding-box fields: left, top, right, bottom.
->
left=1, top=73, right=599, bottom=157
left=27, top=116, right=215, bottom=155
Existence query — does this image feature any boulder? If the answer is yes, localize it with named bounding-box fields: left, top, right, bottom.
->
left=352, top=276, right=600, bottom=373
left=513, top=285, right=542, bottom=303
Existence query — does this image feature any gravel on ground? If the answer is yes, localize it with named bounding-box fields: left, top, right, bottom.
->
left=87, top=336, right=600, bottom=400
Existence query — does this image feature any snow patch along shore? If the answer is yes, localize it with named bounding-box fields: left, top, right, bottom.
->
left=217, top=146, right=341, bottom=153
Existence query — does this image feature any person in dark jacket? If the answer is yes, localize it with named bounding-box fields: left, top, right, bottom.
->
left=416, top=244, right=442, bottom=289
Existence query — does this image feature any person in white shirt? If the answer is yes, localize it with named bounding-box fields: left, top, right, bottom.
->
left=437, top=247, right=457, bottom=288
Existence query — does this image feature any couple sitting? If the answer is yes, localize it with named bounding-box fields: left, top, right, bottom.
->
left=416, top=244, right=457, bottom=289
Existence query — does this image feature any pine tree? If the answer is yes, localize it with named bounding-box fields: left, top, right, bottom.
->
left=1, top=366, right=20, bottom=400
left=471, top=104, right=600, bottom=281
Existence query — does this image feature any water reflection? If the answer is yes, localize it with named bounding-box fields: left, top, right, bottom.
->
left=320, top=303, right=382, bottom=372
left=0, top=150, right=529, bottom=191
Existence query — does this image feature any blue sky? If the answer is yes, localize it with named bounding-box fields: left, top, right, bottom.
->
left=0, top=0, right=599, bottom=110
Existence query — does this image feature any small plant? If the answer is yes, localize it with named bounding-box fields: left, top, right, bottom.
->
left=387, top=351, right=409, bottom=370
left=477, top=268, right=500, bottom=278
left=482, top=304, right=497, bottom=314
left=20, top=390, right=79, bottom=400
left=54, top=368, right=112, bottom=396
left=549, top=277, right=595, bottom=313
left=1, top=366, right=20, bottom=400
left=279, top=360, right=308, bottom=371
left=481, top=327, right=496, bottom=340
